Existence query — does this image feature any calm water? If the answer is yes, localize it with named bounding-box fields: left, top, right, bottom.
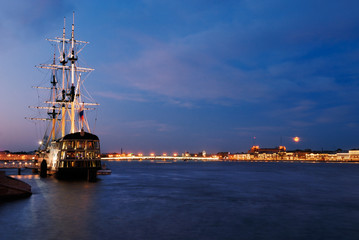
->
left=1, top=161, right=359, bottom=240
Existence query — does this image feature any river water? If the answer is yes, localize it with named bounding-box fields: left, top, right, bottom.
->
left=1, top=161, right=358, bottom=240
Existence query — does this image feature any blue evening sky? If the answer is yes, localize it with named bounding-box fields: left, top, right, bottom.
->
left=0, top=0, right=359, bottom=154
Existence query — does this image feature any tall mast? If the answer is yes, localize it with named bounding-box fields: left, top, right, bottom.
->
left=61, top=17, right=67, bottom=137
left=49, top=52, right=58, bottom=141
left=69, top=12, right=77, bottom=134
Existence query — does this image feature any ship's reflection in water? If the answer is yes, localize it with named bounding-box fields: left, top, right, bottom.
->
left=1, top=161, right=359, bottom=240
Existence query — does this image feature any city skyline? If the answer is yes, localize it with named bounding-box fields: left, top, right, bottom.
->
left=0, top=0, right=359, bottom=153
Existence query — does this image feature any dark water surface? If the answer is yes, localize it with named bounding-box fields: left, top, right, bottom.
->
left=1, top=161, right=358, bottom=240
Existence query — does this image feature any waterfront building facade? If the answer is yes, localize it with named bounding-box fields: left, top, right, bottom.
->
left=228, top=146, right=359, bottom=162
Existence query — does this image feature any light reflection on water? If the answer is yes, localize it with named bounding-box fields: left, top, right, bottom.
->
left=9, top=174, right=40, bottom=180
left=1, top=161, right=359, bottom=240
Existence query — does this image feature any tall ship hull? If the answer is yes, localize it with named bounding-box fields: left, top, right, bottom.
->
left=29, top=13, right=101, bottom=181
left=38, top=131, right=102, bottom=181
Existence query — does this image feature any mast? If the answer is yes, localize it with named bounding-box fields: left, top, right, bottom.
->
left=28, top=12, right=99, bottom=150
left=60, top=17, right=67, bottom=138
left=69, top=12, right=77, bottom=134
left=49, top=52, right=58, bottom=141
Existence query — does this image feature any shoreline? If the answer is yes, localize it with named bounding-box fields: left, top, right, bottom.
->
left=102, top=159, right=359, bottom=164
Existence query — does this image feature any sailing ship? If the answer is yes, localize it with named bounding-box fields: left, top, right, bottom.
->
left=28, top=13, right=101, bottom=181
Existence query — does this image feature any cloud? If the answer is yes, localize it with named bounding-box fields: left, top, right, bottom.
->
left=122, top=120, right=174, bottom=133
left=95, top=91, right=148, bottom=102
left=315, top=105, right=354, bottom=124
left=0, top=1, right=73, bottom=43
left=102, top=0, right=359, bottom=111
left=2, top=0, right=359, bottom=152
left=107, top=31, right=271, bottom=104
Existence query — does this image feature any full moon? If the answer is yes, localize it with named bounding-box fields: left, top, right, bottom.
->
left=293, top=136, right=300, bottom=142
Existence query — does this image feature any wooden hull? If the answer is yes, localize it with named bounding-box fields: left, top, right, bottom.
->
left=56, top=167, right=100, bottom=182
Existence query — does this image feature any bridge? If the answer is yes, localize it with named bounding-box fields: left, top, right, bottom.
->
left=101, top=155, right=220, bottom=161
left=0, top=161, right=38, bottom=174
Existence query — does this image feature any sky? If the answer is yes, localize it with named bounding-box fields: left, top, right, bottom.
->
left=0, top=0, right=359, bottom=154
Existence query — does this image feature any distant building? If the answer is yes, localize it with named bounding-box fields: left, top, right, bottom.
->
left=226, top=146, right=359, bottom=162
left=337, top=152, right=349, bottom=161
left=248, top=146, right=286, bottom=154
left=0, top=151, right=36, bottom=161
left=216, top=152, right=230, bottom=159
left=349, top=150, right=359, bottom=160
